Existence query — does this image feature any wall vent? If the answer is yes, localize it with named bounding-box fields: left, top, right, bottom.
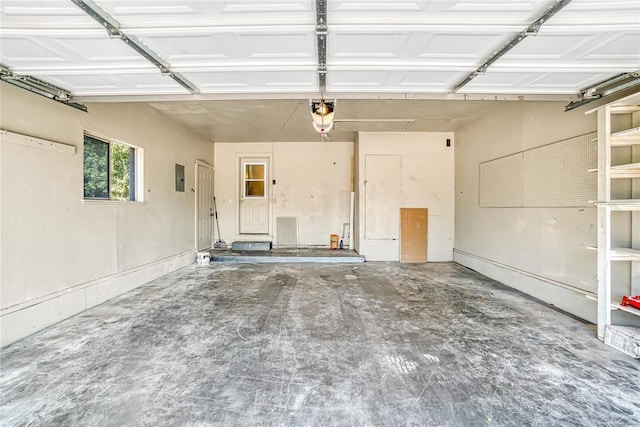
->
left=277, top=217, right=298, bottom=247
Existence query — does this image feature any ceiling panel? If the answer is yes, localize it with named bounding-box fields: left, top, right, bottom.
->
left=139, top=35, right=230, bottom=62
left=241, top=33, right=316, bottom=59
left=417, top=33, right=506, bottom=58
left=187, top=69, right=318, bottom=93
left=259, top=70, right=318, bottom=88
left=397, top=71, right=467, bottom=91
left=463, top=71, right=615, bottom=94
left=330, top=0, right=550, bottom=21
left=96, top=0, right=315, bottom=27
left=332, top=32, right=409, bottom=57
left=36, top=71, right=185, bottom=96
left=582, top=34, right=640, bottom=60
left=0, top=34, right=152, bottom=73
left=1, top=37, right=66, bottom=63
left=328, top=70, right=393, bottom=89
left=184, top=71, right=252, bottom=90
left=0, top=0, right=95, bottom=28
left=1, top=0, right=639, bottom=142
left=527, top=72, right=615, bottom=89
left=2, top=0, right=638, bottom=98
left=504, top=34, right=594, bottom=58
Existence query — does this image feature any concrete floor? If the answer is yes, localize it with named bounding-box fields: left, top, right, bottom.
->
left=1, top=262, right=639, bottom=426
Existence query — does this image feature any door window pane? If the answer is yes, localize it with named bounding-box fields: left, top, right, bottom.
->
left=243, top=162, right=266, bottom=197
left=245, top=164, right=264, bottom=180
left=245, top=181, right=265, bottom=197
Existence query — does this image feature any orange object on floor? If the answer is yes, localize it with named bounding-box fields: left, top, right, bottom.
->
left=330, top=234, right=339, bottom=250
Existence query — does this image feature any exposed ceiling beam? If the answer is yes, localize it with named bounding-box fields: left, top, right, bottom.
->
left=315, top=0, right=328, bottom=93
left=70, top=0, right=199, bottom=94
left=451, top=0, right=573, bottom=93
left=0, top=64, right=87, bottom=111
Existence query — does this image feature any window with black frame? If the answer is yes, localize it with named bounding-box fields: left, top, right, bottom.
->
left=83, top=133, right=137, bottom=201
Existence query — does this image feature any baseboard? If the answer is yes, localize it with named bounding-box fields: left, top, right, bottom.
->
left=0, top=251, right=195, bottom=347
left=453, top=249, right=596, bottom=323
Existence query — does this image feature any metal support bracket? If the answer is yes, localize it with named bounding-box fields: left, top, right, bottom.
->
left=315, top=0, right=328, bottom=93
left=0, top=64, right=87, bottom=111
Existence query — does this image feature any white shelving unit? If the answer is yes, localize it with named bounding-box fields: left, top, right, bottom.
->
left=592, top=93, right=640, bottom=358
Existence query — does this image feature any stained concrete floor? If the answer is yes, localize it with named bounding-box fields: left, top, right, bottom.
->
left=1, top=262, right=639, bottom=426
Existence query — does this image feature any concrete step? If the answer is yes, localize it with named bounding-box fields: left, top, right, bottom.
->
left=231, top=241, right=272, bottom=251
left=210, top=248, right=365, bottom=264
left=211, top=253, right=364, bottom=264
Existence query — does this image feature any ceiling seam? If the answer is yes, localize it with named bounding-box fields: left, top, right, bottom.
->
left=69, top=0, right=199, bottom=94
left=451, top=0, right=573, bottom=93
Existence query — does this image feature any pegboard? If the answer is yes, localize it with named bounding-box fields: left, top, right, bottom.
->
left=480, top=132, right=597, bottom=208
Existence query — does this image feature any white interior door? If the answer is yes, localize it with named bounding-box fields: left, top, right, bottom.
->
left=240, top=157, right=269, bottom=234
left=365, top=154, right=401, bottom=239
left=196, top=161, right=214, bottom=251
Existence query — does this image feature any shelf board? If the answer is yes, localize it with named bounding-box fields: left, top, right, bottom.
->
left=610, top=127, right=640, bottom=146
left=594, top=200, right=640, bottom=210
left=587, top=246, right=640, bottom=261
left=611, top=162, right=640, bottom=169
left=610, top=162, right=640, bottom=178
left=611, top=247, right=640, bottom=261
left=611, top=301, right=640, bottom=317
left=612, top=126, right=640, bottom=138
left=610, top=106, right=640, bottom=114
left=611, top=139, right=640, bottom=147
left=588, top=163, right=640, bottom=178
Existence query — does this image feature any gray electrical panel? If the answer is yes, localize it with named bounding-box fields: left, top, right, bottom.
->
left=175, top=163, right=185, bottom=192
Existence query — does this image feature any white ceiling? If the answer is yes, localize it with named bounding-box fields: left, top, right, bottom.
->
left=1, top=0, right=639, bottom=141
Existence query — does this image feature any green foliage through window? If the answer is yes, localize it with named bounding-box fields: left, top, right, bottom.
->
left=111, top=142, right=133, bottom=200
left=83, top=134, right=136, bottom=201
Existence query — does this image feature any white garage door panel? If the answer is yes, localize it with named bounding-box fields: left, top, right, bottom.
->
left=1, top=0, right=638, bottom=96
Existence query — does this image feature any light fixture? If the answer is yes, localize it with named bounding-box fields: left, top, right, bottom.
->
left=310, top=99, right=336, bottom=136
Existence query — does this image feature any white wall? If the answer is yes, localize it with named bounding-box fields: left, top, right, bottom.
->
left=356, top=132, right=455, bottom=261
left=214, top=141, right=353, bottom=246
left=0, top=82, right=213, bottom=346
left=454, top=101, right=599, bottom=322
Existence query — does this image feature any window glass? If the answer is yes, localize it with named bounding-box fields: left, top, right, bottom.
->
left=83, top=135, right=109, bottom=198
left=83, top=134, right=138, bottom=201
left=111, top=142, right=132, bottom=200
left=245, top=164, right=264, bottom=180
left=245, top=181, right=265, bottom=197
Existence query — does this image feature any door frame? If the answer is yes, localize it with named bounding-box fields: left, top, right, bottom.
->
left=194, top=159, right=214, bottom=251
left=236, top=153, right=273, bottom=241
